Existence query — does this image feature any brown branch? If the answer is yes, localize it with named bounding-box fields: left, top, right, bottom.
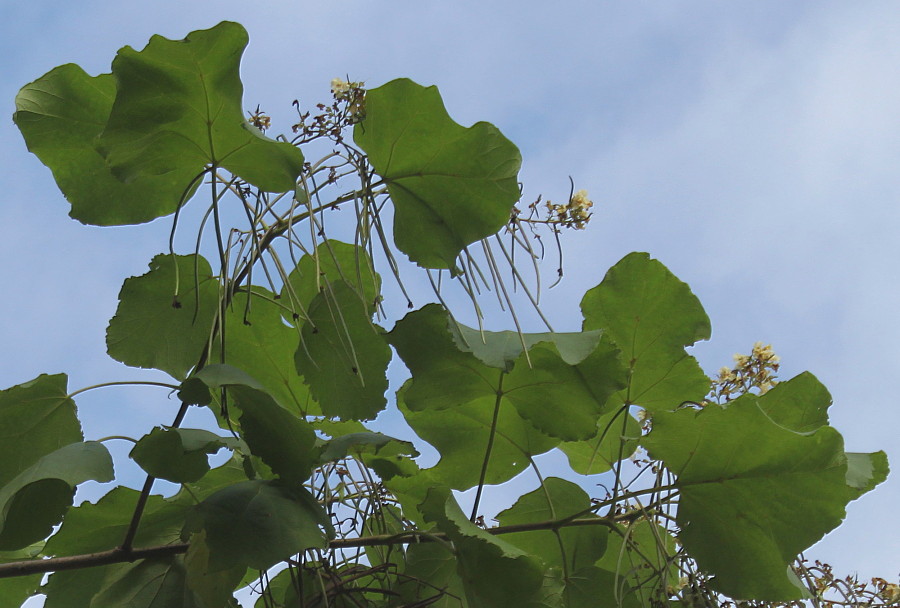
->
left=0, top=515, right=628, bottom=580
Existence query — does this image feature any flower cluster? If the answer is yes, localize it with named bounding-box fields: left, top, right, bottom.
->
left=543, top=188, right=594, bottom=230
left=290, top=78, right=366, bottom=145
left=709, top=341, right=781, bottom=403
left=330, top=77, right=365, bottom=118
left=247, top=105, right=271, bottom=132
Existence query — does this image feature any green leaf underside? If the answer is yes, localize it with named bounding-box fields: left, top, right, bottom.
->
left=13, top=65, right=195, bottom=225
left=220, top=290, right=319, bottom=416
left=582, top=252, right=711, bottom=411
left=184, top=530, right=245, bottom=608
left=319, top=431, right=418, bottom=463
left=228, top=385, right=318, bottom=484
left=99, top=21, right=302, bottom=192
left=392, top=305, right=625, bottom=439
left=355, top=78, right=521, bottom=269
left=0, top=374, right=82, bottom=489
left=0, top=572, right=42, bottom=608
left=449, top=323, right=605, bottom=369
left=560, top=409, right=641, bottom=475
left=185, top=480, right=330, bottom=571
left=594, top=519, right=679, bottom=606
left=845, top=451, right=889, bottom=499
left=643, top=401, right=850, bottom=600
left=421, top=487, right=545, bottom=607
left=398, top=380, right=557, bottom=490
left=87, top=557, right=201, bottom=608
left=280, top=240, right=381, bottom=322
left=496, top=478, right=607, bottom=571
left=754, top=371, right=832, bottom=432
left=129, top=428, right=240, bottom=484
left=106, top=254, right=218, bottom=379
left=0, top=442, right=114, bottom=550
left=295, top=280, right=391, bottom=420
left=45, top=487, right=187, bottom=557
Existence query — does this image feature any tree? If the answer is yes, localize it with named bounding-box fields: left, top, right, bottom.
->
left=1, top=21, right=892, bottom=608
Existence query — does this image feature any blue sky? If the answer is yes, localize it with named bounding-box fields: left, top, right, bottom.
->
left=2, top=0, right=898, bottom=598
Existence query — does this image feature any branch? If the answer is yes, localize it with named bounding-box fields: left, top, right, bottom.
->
left=0, top=515, right=634, bottom=579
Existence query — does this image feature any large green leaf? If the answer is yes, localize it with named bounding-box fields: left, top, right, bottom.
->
left=227, top=385, right=319, bottom=484
left=845, top=451, right=889, bottom=499
left=295, top=280, right=391, bottom=420
left=279, top=240, right=381, bottom=322
left=183, top=480, right=331, bottom=572
left=582, top=252, right=711, bottom=411
left=0, top=574, right=41, bottom=607
left=503, top=340, right=624, bottom=441
left=392, top=305, right=623, bottom=441
left=107, top=254, right=219, bottom=379
left=390, top=305, right=502, bottom=413
left=559, top=409, right=641, bottom=475
left=393, top=542, right=467, bottom=608
left=449, top=323, right=605, bottom=372
left=495, top=478, right=607, bottom=572
left=129, top=428, right=241, bottom=484
left=99, top=22, right=302, bottom=192
left=44, top=487, right=187, bottom=557
left=0, top=374, right=82, bottom=489
left=643, top=401, right=851, bottom=600
left=421, top=487, right=545, bottom=607
left=594, top=519, right=679, bottom=607
left=221, top=289, right=318, bottom=416
left=398, top=381, right=557, bottom=490
left=184, top=531, right=245, bottom=608
left=754, top=371, right=832, bottom=432
left=13, top=64, right=196, bottom=225
left=354, top=78, right=521, bottom=269
left=87, top=557, right=202, bottom=608
left=0, top=442, right=114, bottom=550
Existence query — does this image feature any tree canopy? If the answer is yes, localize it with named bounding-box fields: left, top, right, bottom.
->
left=2, top=21, right=892, bottom=608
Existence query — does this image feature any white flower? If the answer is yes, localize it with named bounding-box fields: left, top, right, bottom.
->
left=331, top=78, right=350, bottom=96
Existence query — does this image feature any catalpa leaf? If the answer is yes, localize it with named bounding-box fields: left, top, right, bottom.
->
left=280, top=240, right=381, bottom=323
left=397, top=381, right=557, bottom=490
left=421, top=487, right=545, bottom=608
left=221, top=290, right=319, bottom=416
left=106, top=254, right=218, bottom=379
left=44, top=486, right=188, bottom=557
left=594, top=519, right=679, bottom=606
left=0, top=442, right=114, bottom=550
left=503, top=340, right=624, bottom=441
left=13, top=64, right=197, bottom=225
left=845, top=451, right=889, bottom=499
left=582, top=252, right=711, bottom=411
left=754, top=371, right=832, bottom=433
left=495, top=477, right=607, bottom=571
left=0, top=374, right=82, bottom=489
left=184, top=480, right=331, bottom=572
left=354, top=78, right=521, bottom=269
left=87, top=557, right=202, bottom=608
left=295, top=280, right=390, bottom=420
left=227, top=385, right=319, bottom=484
left=99, top=21, right=303, bottom=192
left=449, top=323, right=605, bottom=370
left=559, top=409, right=641, bottom=475
left=643, top=400, right=850, bottom=600
left=130, top=428, right=242, bottom=484
left=0, top=571, right=41, bottom=608
left=184, top=530, right=245, bottom=608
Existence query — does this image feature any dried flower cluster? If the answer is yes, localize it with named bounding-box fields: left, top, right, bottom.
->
left=290, top=78, right=366, bottom=145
